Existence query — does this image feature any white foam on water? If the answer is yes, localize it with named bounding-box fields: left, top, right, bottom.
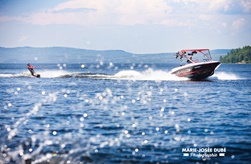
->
left=1, top=69, right=241, bottom=81
left=0, top=71, right=72, bottom=78
left=0, top=73, right=30, bottom=78
left=114, top=70, right=142, bottom=79
left=212, top=72, right=242, bottom=80
left=0, top=73, right=16, bottom=77
left=37, top=70, right=71, bottom=78
left=113, top=69, right=188, bottom=81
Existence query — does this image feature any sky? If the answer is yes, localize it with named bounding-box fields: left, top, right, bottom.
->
left=0, top=0, right=250, bottom=53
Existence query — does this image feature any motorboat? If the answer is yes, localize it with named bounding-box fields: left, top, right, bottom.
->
left=170, top=49, right=221, bottom=80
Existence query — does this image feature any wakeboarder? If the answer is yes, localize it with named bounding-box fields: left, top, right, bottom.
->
left=27, top=63, right=40, bottom=78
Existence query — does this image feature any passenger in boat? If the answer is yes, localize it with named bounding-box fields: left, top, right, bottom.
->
left=187, top=55, right=193, bottom=64
left=176, top=51, right=186, bottom=60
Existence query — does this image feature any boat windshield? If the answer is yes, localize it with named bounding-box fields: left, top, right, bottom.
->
left=175, top=49, right=213, bottom=66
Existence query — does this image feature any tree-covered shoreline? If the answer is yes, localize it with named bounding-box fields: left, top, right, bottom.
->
left=220, top=46, right=251, bottom=64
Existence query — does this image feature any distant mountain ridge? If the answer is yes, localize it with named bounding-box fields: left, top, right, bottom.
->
left=0, top=47, right=230, bottom=64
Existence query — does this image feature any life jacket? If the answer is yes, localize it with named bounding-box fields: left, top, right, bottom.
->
left=27, top=65, right=35, bottom=75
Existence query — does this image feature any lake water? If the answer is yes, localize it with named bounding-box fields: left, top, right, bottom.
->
left=0, top=63, right=251, bottom=163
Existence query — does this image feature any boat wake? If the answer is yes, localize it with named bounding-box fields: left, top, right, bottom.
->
left=0, top=70, right=108, bottom=79
left=212, top=72, right=242, bottom=80
left=113, top=69, right=188, bottom=81
left=0, top=73, right=31, bottom=78
left=0, top=69, right=185, bottom=81
left=0, top=69, right=243, bottom=81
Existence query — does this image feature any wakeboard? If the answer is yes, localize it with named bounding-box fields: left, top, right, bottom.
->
left=34, top=74, right=40, bottom=78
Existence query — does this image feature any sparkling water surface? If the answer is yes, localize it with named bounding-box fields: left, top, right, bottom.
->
left=0, top=63, right=251, bottom=163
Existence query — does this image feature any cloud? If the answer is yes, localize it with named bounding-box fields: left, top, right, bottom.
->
left=114, top=0, right=173, bottom=25
left=232, top=18, right=245, bottom=29
left=170, top=0, right=251, bottom=14
left=0, top=0, right=250, bottom=28
left=241, top=0, right=251, bottom=12
left=2, top=0, right=173, bottom=26
left=34, top=0, right=173, bottom=26
left=28, top=11, right=83, bottom=25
